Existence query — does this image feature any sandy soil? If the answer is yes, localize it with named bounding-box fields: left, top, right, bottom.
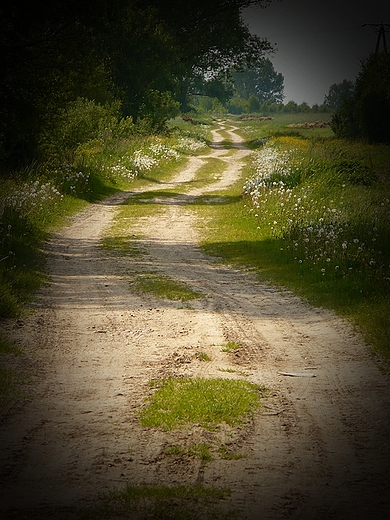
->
left=1, top=122, right=390, bottom=519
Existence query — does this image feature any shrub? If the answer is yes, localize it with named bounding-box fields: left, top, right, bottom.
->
left=39, top=98, right=126, bottom=159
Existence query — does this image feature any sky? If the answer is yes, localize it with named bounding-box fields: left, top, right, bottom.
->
left=243, top=0, right=390, bottom=105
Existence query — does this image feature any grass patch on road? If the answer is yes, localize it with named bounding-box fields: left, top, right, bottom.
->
left=85, top=483, right=234, bottom=520
left=140, top=377, right=264, bottom=430
left=130, top=273, right=203, bottom=301
left=0, top=335, right=23, bottom=406
left=165, top=443, right=213, bottom=462
left=189, top=157, right=227, bottom=189
left=221, top=341, right=242, bottom=352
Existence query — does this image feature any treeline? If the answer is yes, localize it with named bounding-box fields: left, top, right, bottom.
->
left=0, top=0, right=272, bottom=172
left=190, top=95, right=330, bottom=115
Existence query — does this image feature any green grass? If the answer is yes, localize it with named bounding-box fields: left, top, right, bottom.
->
left=196, top=351, right=212, bottom=361
left=221, top=342, right=241, bottom=353
left=189, top=157, right=227, bottom=189
left=0, top=336, right=23, bottom=405
left=139, top=377, right=264, bottom=430
left=101, top=231, right=145, bottom=258
left=218, top=445, right=246, bottom=460
left=129, top=273, right=203, bottom=301
left=84, top=483, right=234, bottom=520
left=235, top=112, right=334, bottom=144
left=0, top=366, right=16, bottom=402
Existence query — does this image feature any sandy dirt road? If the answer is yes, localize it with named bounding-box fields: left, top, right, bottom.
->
left=1, top=122, right=390, bottom=519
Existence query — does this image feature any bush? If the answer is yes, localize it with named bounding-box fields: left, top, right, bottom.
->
left=137, top=90, right=180, bottom=134
left=39, top=99, right=128, bottom=159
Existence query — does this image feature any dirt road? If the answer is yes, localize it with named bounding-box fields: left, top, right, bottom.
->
left=1, top=123, right=390, bottom=519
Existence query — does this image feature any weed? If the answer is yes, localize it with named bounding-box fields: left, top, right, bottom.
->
left=218, top=445, right=246, bottom=460
left=196, top=351, right=212, bottom=361
left=101, top=235, right=145, bottom=258
left=222, top=342, right=241, bottom=352
left=0, top=335, right=21, bottom=356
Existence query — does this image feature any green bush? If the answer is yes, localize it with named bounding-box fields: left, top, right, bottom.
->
left=137, top=90, right=180, bottom=134
left=39, top=98, right=128, bottom=159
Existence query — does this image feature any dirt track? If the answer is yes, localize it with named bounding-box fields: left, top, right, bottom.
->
left=1, top=123, right=390, bottom=519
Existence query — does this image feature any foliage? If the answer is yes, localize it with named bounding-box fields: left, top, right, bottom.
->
left=129, top=273, right=203, bottom=301
left=0, top=0, right=272, bottom=167
left=0, top=115, right=209, bottom=319
left=39, top=99, right=131, bottom=160
left=324, top=80, right=355, bottom=110
left=332, top=53, right=390, bottom=143
left=137, top=90, right=181, bottom=134
left=232, top=59, right=284, bottom=104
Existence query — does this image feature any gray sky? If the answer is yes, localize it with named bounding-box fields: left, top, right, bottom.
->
left=243, top=0, right=390, bottom=105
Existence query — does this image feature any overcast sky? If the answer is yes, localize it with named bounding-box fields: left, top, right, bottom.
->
left=243, top=0, right=390, bottom=105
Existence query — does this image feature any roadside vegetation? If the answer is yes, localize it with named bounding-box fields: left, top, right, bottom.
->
left=0, top=110, right=212, bottom=406
left=195, top=115, right=390, bottom=358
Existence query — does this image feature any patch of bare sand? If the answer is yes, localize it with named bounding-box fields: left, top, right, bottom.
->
left=1, top=123, right=389, bottom=519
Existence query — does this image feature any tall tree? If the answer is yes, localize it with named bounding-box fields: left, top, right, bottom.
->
left=324, top=80, right=354, bottom=110
left=232, top=59, right=284, bottom=104
left=332, top=53, right=390, bottom=143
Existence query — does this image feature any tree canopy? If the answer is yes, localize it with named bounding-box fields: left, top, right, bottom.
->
left=0, top=0, right=273, bottom=165
left=324, top=80, right=354, bottom=110
left=332, top=53, right=390, bottom=143
left=232, top=59, right=284, bottom=103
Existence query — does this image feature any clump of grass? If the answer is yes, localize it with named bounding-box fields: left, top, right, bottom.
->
left=88, top=483, right=233, bottom=520
left=188, top=443, right=213, bottom=462
left=0, top=366, right=16, bottom=402
left=139, top=377, right=264, bottom=430
left=221, top=342, right=241, bottom=352
left=0, top=335, right=21, bottom=356
left=189, top=158, right=227, bottom=190
left=196, top=351, right=212, bottom=361
left=130, top=273, right=203, bottom=301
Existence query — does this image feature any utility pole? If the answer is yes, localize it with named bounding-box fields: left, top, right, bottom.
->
left=363, top=23, right=390, bottom=54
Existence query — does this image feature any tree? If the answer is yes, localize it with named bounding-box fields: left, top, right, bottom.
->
left=0, top=0, right=273, bottom=166
left=247, top=95, right=261, bottom=113
left=232, top=59, right=284, bottom=104
left=332, top=53, right=390, bottom=143
left=283, top=100, right=299, bottom=113
left=324, top=80, right=354, bottom=110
